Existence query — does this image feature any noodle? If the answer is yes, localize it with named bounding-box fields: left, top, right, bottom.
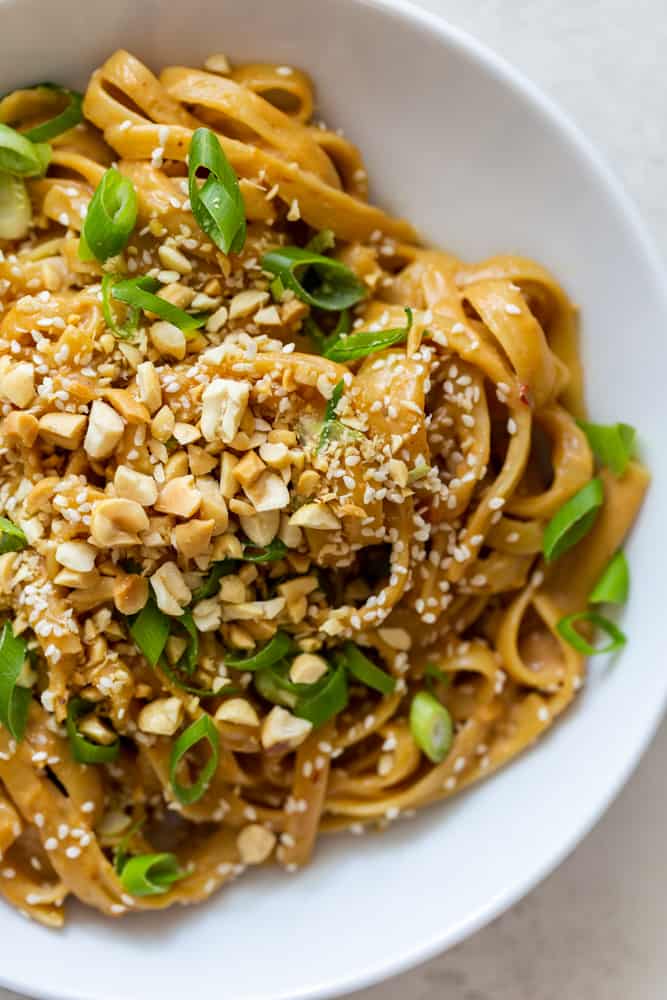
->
left=0, top=50, right=647, bottom=926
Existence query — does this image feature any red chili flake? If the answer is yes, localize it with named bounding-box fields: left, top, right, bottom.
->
left=519, top=383, right=533, bottom=407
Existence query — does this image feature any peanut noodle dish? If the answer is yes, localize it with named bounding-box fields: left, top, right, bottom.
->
left=0, top=50, right=648, bottom=925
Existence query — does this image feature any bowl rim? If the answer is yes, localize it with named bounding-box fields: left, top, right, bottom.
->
left=0, top=1, right=666, bottom=998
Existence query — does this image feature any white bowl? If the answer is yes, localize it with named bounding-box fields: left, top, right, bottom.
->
left=1, top=0, right=666, bottom=997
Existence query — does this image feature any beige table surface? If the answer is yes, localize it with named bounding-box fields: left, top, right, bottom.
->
left=2, top=2, right=666, bottom=999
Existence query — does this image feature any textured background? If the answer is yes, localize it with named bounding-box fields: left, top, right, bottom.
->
left=2, top=1, right=666, bottom=998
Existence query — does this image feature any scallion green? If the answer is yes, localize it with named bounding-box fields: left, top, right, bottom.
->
left=66, top=698, right=119, bottom=764
left=294, top=662, right=348, bottom=728
left=342, top=642, right=396, bottom=695
left=22, top=84, right=84, bottom=143
left=556, top=611, right=627, bottom=655
left=129, top=597, right=170, bottom=667
left=0, top=516, right=27, bottom=555
left=324, top=307, right=413, bottom=362
left=0, top=123, right=50, bottom=177
left=188, top=127, right=246, bottom=255
left=542, top=477, right=604, bottom=562
left=78, top=167, right=137, bottom=262
left=0, top=172, right=32, bottom=239
left=318, top=379, right=345, bottom=451
left=169, top=714, right=220, bottom=805
left=0, top=622, right=30, bottom=742
left=590, top=550, right=629, bottom=605
left=189, top=559, right=238, bottom=603
left=103, top=274, right=207, bottom=336
left=242, top=538, right=287, bottom=563
left=409, top=690, right=453, bottom=763
left=261, top=246, right=366, bottom=311
left=118, top=852, right=184, bottom=897
left=578, top=420, right=636, bottom=477
left=225, top=631, right=292, bottom=671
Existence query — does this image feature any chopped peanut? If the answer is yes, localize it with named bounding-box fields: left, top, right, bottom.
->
left=289, top=502, right=340, bottom=530
left=158, top=245, right=192, bottom=275
left=377, top=627, right=412, bottom=651
left=138, top=697, right=183, bottom=736
left=215, top=698, right=259, bottom=727
left=151, top=561, right=191, bottom=616
left=38, top=412, right=87, bottom=449
left=192, top=597, right=222, bottom=631
left=233, top=450, right=265, bottom=488
left=136, top=361, right=162, bottom=414
left=173, top=518, right=214, bottom=559
left=114, top=466, right=158, bottom=506
left=236, top=824, right=276, bottom=865
left=201, top=378, right=250, bottom=444
left=84, top=400, right=125, bottom=460
left=90, top=498, right=149, bottom=546
left=188, top=445, right=217, bottom=476
left=0, top=362, right=35, bottom=408
left=150, top=320, right=186, bottom=360
left=155, top=475, right=202, bottom=518
left=261, top=706, right=312, bottom=752
left=2, top=411, right=39, bottom=446
left=289, top=653, right=328, bottom=685
left=151, top=405, right=176, bottom=442
left=219, top=575, right=246, bottom=604
left=220, top=452, right=239, bottom=498
left=197, top=477, right=229, bottom=534
left=239, top=509, right=279, bottom=547
left=55, top=540, right=96, bottom=573
left=113, top=574, right=149, bottom=615
left=104, top=388, right=150, bottom=424
left=243, top=470, right=290, bottom=512
left=228, top=289, right=269, bottom=320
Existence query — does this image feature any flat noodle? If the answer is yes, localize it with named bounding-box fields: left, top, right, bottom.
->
left=0, top=49, right=647, bottom=925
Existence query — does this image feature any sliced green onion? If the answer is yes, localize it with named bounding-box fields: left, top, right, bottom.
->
left=190, top=559, right=238, bottom=603
left=305, top=229, right=335, bottom=254
left=578, top=420, right=636, bottom=477
left=104, top=274, right=207, bottom=335
left=324, top=307, right=413, bottom=362
left=188, top=127, right=246, bottom=255
left=318, top=379, right=345, bottom=451
left=173, top=611, right=199, bottom=674
left=242, top=538, right=287, bottom=563
left=409, top=690, right=453, bottom=763
left=342, top=642, right=396, bottom=695
left=542, top=477, right=604, bottom=562
left=66, top=698, right=119, bottom=764
left=269, top=275, right=285, bottom=302
left=22, top=84, right=83, bottom=143
left=254, top=665, right=299, bottom=709
left=0, top=123, right=50, bottom=177
left=590, top=550, right=629, bottom=605
left=78, top=167, right=137, bottom=262
left=113, top=817, right=144, bottom=874
left=169, top=714, right=220, bottom=805
left=0, top=516, right=27, bottom=555
left=159, top=656, right=237, bottom=699
left=101, top=273, right=138, bottom=341
left=261, top=246, right=366, bottom=311
left=556, top=611, right=627, bottom=655
left=118, top=852, right=184, bottom=897
left=129, top=597, right=170, bottom=667
left=295, top=663, right=348, bottom=728
left=0, top=622, right=30, bottom=742
left=0, top=172, right=32, bottom=239
left=225, top=631, right=292, bottom=671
